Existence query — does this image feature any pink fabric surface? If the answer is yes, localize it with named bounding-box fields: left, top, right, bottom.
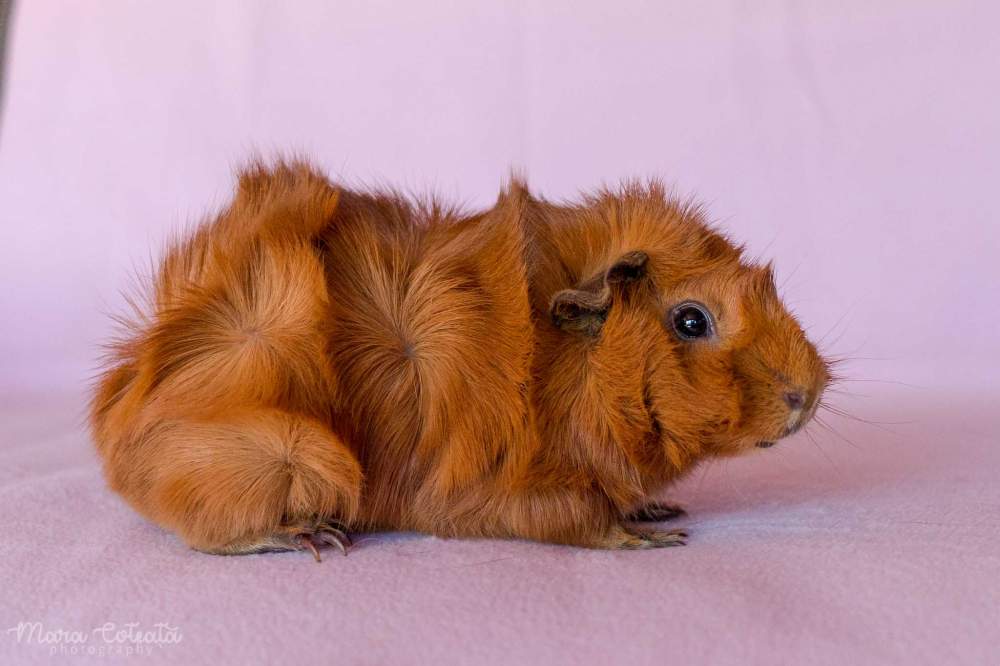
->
left=1, top=2, right=998, bottom=664
left=2, top=389, right=998, bottom=665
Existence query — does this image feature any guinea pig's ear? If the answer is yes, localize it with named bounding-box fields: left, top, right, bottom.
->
left=550, top=288, right=610, bottom=336
left=604, top=250, right=649, bottom=288
left=549, top=251, right=649, bottom=336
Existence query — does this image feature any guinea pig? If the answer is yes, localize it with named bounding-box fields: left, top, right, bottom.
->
left=90, top=160, right=829, bottom=559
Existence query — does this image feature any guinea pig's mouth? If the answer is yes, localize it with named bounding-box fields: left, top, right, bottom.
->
left=755, top=440, right=776, bottom=449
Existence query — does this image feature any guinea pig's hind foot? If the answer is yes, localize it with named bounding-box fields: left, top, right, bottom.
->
left=626, top=502, right=687, bottom=523
left=228, top=520, right=353, bottom=562
left=601, top=524, right=688, bottom=550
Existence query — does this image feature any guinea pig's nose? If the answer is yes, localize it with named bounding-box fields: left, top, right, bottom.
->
left=783, top=391, right=806, bottom=411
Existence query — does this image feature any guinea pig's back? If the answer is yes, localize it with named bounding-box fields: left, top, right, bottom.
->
left=317, top=191, right=537, bottom=521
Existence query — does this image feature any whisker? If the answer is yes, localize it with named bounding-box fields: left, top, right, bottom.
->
left=819, top=402, right=912, bottom=428
left=817, top=322, right=854, bottom=355
left=804, top=427, right=843, bottom=472
left=777, top=261, right=803, bottom=292
left=814, top=304, right=855, bottom=348
left=693, top=457, right=715, bottom=498
left=722, top=458, right=750, bottom=505
left=820, top=338, right=871, bottom=360
left=823, top=387, right=870, bottom=399
left=812, top=415, right=861, bottom=450
left=829, top=377, right=925, bottom=389
left=825, top=355, right=900, bottom=363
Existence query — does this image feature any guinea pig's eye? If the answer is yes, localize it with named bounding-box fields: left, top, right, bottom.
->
left=670, top=302, right=714, bottom=341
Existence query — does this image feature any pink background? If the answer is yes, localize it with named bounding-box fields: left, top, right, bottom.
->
left=1, top=2, right=997, bottom=665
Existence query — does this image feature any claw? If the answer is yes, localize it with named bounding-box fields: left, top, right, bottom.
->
left=628, top=503, right=687, bottom=523
left=317, top=524, right=352, bottom=548
left=316, top=530, right=349, bottom=556
left=295, top=534, right=323, bottom=562
left=645, top=528, right=687, bottom=547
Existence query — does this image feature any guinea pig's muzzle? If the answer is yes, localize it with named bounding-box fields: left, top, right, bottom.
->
left=756, top=388, right=821, bottom=448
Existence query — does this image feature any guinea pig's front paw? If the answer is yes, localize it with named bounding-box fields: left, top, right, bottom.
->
left=626, top=502, right=687, bottom=523
left=601, top=524, right=688, bottom=550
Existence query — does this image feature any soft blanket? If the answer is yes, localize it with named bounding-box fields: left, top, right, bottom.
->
left=2, top=389, right=996, bottom=665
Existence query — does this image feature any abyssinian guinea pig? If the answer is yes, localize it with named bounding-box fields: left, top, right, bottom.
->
left=90, top=160, right=829, bottom=559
